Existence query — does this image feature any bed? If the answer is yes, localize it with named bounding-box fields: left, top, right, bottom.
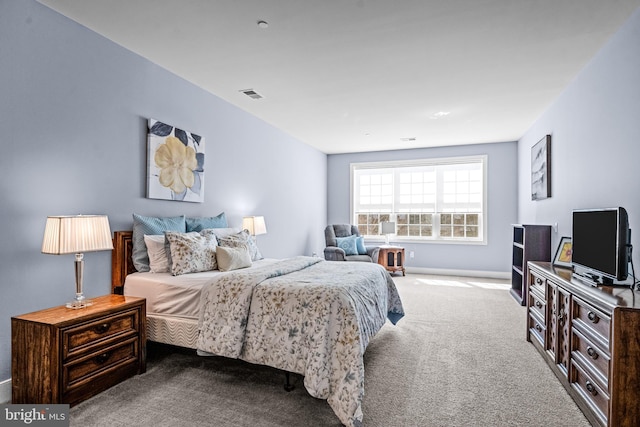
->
left=111, top=230, right=404, bottom=427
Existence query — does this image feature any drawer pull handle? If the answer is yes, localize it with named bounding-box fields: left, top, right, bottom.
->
left=535, top=324, right=542, bottom=332
left=94, top=323, right=111, bottom=334
left=585, top=380, right=598, bottom=396
left=587, top=311, right=600, bottom=324
left=587, top=346, right=599, bottom=360
left=536, top=278, right=543, bottom=285
left=95, top=352, right=111, bottom=364
left=557, top=313, right=565, bottom=325
left=535, top=301, right=543, bottom=309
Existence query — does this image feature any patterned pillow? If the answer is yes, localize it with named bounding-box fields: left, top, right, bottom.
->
left=217, top=230, right=263, bottom=261
left=216, top=245, right=252, bottom=272
left=132, top=214, right=186, bottom=272
left=209, top=227, right=241, bottom=239
left=336, top=235, right=358, bottom=255
left=165, top=229, right=218, bottom=275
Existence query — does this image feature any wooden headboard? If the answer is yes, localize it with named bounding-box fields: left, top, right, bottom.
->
left=112, top=230, right=136, bottom=294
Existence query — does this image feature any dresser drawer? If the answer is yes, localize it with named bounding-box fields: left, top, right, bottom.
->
left=63, top=309, right=140, bottom=359
left=529, top=290, right=546, bottom=320
left=571, top=360, right=609, bottom=426
left=528, top=312, right=546, bottom=347
left=571, top=328, right=610, bottom=390
left=572, top=297, right=610, bottom=350
left=529, top=271, right=546, bottom=298
left=63, top=336, right=139, bottom=393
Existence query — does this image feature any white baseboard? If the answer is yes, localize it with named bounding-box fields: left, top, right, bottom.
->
left=405, top=266, right=510, bottom=280
left=0, top=378, right=11, bottom=403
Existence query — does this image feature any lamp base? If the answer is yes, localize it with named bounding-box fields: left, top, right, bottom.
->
left=66, top=299, right=93, bottom=309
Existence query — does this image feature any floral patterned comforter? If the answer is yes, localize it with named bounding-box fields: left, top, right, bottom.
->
left=196, top=256, right=404, bottom=427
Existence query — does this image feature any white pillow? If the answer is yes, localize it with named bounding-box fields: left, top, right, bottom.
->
left=216, top=245, right=252, bottom=272
left=144, top=234, right=170, bottom=273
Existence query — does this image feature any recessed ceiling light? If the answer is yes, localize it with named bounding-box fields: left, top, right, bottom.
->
left=257, top=20, right=269, bottom=29
left=429, top=111, right=451, bottom=119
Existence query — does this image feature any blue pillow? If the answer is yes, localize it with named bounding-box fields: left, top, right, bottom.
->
left=186, top=212, right=228, bottom=232
left=336, top=235, right=358, bottom=256
left=356, top=236, right=367, bottom=255
left=132, top=214, right=186, bottom=272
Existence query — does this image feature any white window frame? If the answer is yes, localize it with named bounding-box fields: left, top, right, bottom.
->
left=350, top=155, right=488, bottom=244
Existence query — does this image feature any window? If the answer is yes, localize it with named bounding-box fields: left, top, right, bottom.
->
left=351, top=156, right=486, bottom=243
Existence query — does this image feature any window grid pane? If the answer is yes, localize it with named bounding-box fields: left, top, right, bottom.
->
left=438, top=213, right=481, bottom=239
left=353, top=159, right=484, bottom=241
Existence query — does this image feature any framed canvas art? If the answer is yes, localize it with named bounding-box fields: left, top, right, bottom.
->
left=147, top=119, right=205, bottom=202
left=531, top=135, right=551, bottom=200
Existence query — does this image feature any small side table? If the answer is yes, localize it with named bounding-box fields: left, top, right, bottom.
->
left=11, top=294, right=146, bottom=406
left=377, top=245, right=405, bottom=276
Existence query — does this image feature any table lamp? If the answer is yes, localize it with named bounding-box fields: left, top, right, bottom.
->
left=242, top=215, right=267, bottom=243
left=381, top=221, right=396, bottom=245
left=41, top=215, right=113, bottom=309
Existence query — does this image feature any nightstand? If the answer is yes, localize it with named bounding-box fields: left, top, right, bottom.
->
left=377, top=245, right=405, bottom=276
left=11, top=294, right=146, bottom=406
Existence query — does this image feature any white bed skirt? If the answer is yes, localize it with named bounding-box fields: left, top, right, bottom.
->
left=147, top=314, right=198, bottom=349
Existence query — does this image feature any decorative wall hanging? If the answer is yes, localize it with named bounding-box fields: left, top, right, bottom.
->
left=147, top=118, right=205, bottom=202
left=531, top=134, right=551, bottom=200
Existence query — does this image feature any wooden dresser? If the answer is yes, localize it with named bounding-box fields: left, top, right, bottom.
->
left=11, top=295, right=146, bottom=406
left=526, top=262, right=640, bottom=427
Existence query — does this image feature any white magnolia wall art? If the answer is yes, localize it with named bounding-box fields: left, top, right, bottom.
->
left=147, top=118, right=205, bottom=202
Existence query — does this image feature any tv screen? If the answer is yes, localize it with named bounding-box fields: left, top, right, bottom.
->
left=572, top=207, right=629, bottom=284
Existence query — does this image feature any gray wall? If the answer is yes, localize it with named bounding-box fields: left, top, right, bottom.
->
left=517, top=7, right=640, bottom=264
left=327, top=142, right=518, bottom=274
left=0, top=0, right=327, bottom=381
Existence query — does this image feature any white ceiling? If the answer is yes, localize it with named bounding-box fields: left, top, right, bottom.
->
left=38, top=0, right=640, bottom=154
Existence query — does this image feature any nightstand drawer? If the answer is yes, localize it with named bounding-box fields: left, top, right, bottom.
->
left=63, top=309, right=140, bottom=359
left=63, top=336, right=139, bottom=392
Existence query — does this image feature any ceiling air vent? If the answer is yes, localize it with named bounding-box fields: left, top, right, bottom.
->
left=239, top=89, right=264, bottom=100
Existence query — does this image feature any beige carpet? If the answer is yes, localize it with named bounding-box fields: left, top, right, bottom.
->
left=70, top=274, right=591, bottom=426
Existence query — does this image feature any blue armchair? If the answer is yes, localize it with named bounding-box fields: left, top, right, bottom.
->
left=323, top=224, right=379, bottom=262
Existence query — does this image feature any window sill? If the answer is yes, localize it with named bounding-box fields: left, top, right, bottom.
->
left=366, top=237, right=487, bottom=245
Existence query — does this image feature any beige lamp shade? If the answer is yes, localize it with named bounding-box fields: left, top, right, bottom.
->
left=242, top=216, right=267, bottom=236
left=42, top=215, right=113, bottom=254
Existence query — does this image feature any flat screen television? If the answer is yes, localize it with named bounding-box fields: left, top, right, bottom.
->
left=571, top=207, right=630, bottom=286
